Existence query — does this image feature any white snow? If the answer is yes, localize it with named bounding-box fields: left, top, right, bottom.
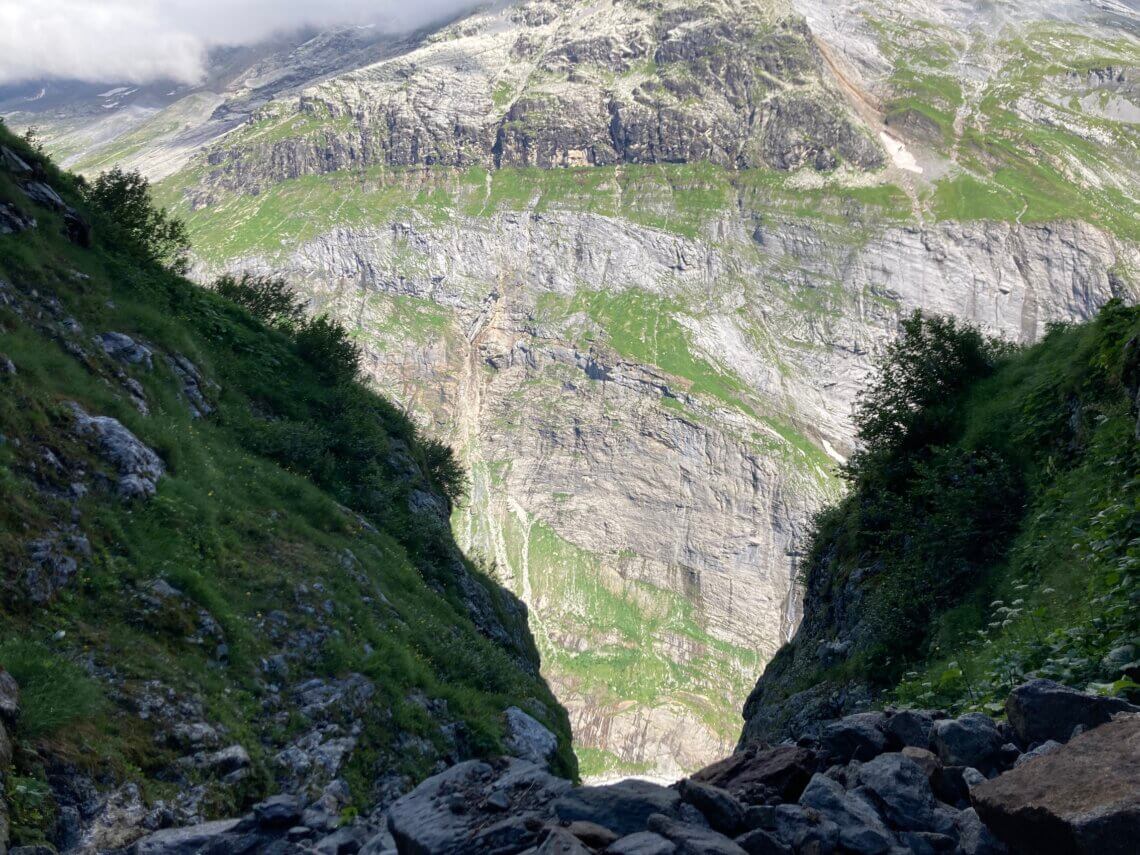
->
left=879, top=131, right=924, bottom=174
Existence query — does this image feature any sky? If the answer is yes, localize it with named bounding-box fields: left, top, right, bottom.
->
left=0, top=0, right=482, bottom=86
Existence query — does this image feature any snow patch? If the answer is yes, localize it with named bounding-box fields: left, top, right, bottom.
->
left=879, top=131, right=923, bottom=174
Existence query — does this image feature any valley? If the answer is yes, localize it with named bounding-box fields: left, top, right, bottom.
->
left=6, top=0, right=1138, bottom=782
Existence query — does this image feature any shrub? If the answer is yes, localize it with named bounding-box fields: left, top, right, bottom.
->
left=848, top=311, right=1011, bottom=480
left=214, top=272, right=306, bottom=330
left=295, top=315, right=362, bottom=383
left=0, top=639, right=104, bottom=739
left=420, top=437, right=468, bottom=506
left=85, top=168, right=190, bottom=274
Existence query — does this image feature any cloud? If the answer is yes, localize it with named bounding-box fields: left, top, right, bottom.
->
left=0, top=0, right=482, bottom=86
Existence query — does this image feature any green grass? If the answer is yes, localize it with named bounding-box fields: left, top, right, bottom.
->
left=755, top=303, right=1140, bottom=723
left=0, top=125, right=575, bottom=841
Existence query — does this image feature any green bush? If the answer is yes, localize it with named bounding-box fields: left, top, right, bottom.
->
left=420, top=437, right=468, bottom=507
left=213, top=271, right=306, bottom=330
left=0, top=639, right=104, bottom=739
left=295, top=315, right=362, bottom=383
left=85, top=168, right=191, bottom=274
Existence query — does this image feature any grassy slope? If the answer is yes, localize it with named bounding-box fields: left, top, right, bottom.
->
left=753, top=303, right=1140, bottom=726
left=0, top=127, right=574, bottom=844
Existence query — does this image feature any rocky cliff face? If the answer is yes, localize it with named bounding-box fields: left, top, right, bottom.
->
left=10, top=0, right=1139, bottom=782
left=228, top=201, right=1136, bottom=779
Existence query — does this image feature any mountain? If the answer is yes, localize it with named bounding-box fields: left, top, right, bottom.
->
left=6, top=0, right=1139, bottom=781
left=0, top=127, right=573, bottom=852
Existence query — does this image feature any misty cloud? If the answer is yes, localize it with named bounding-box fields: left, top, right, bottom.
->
left=0, top=0, right=483, bottom=86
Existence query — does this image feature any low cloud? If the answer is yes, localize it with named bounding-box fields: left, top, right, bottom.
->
left=0, top=0, right=482, bottom=86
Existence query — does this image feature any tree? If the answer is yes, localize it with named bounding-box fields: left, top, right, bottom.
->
left=295, top=315, right=362, bottom=383
left=85, top=168, right=190, bottom=274
left=848, top=311, right=1011, bottom=477
left=214, top=272, right=306, bottom=330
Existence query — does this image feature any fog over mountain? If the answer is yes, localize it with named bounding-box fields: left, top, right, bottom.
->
left=0, top=0, right=485, bottom=85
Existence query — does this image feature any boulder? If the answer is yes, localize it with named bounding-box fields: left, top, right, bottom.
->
left=931, top=714, right=1002, bottom=770
left=692, top=744, right=816, bottom=803
left=605, top=831, right=677, bottom=854
left=96, top=332, right=154, bottom=370
left=253, top=794, right=303, bottom=828
left=132, top=818, right=265, bottom=854
left=1005, top=679, right=1139, bottom=745
left=899, top=831, right=957, bottom=855
left=734, top=827, right=791, bottom=855
left=504, top=706, right=558, bottom=767
left=855, top=753, right=936, bottom=831
left=971, top=714, right=1140, bottom=854
left=555, top=779, right=683, bottom=837
left=646, top=814, right=748, bottom=855
left=388, top=758, right=570, bottom=855
left=536, top=827, right=594, bottom=854
left=565, top=820, right=619, bottom=849
left=772, top=804, right=839, bottom=853
left=954, top=808, right=1007, bottom=855
left=70, top=403, right=164, bottom=499
left=676, top=778, right=746, bottom=835
left=882, top=710, right=935, bottom=750
left=821, top=713, right=887, bottom=763
left=799, top=774, right=895, bottom=854
left=1012, top=740, right=1062, bottom=768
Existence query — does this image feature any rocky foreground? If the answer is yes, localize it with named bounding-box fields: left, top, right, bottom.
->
left=10, top=678, right=1124, bottom=854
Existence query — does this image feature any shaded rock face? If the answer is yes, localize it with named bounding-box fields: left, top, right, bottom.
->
left=972, top=714, right=1140, bottom=855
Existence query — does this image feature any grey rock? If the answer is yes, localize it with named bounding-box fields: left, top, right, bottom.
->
left=253, top=794, right=303, bottom=828
left=856, top=753, right=936, bottom=831
left=930, top=714, right=1003, bottom=770
left=898, top=831, right=956, bottom=855
left=733, top=827, right=791, bottom=855
left=645, top=813, right=748, bottom=855
left=0, top=201, right=35, bottom=234
left=676, top=778, right=746, bottom=835
left=388, top=758, right=569, bottom=855
left=0, top=670, right=20, bottom=727
left=882, top=711, right=935, bottom=750
left=70, top=403, right=165, bottom=499
left=555, top=779, right=684, bottom=837
left=1012, top=739, right=1063, bottom=768
left=20, top=180, right=66, bottom=210
left=535, top=827, right=593, bottom=854
left=314, top=825, right=367, bottom=854
left=960, top=767, right=987, bottom=790
left=953, top=808, right=1007, bottom=855
left=605, top=831, right=677, bottom=854
left=504, top=705, right=558, bottom=767
left=772, top=804, right=839, bottom=853
left=821, top=713, right=887, bottom=763
left=1005, top=679, right=1140, bottom=745
left=131, top=818, right=261, bottom=854
left=24, top=531, right=85, bottom=603
left=194, top=744, right=251, bottom=775
left=562, top=820, right=618, bottom=849
left=96, top=332, right=154, bottom=370
left=799, top=774, right=894, bottom=855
